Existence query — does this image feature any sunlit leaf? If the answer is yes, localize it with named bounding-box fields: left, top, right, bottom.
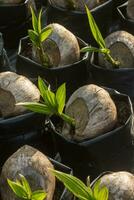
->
left=40, top=27, right=52, bottom=42
left=30, top=7, right=38, bottom=33
left=56, top=83, right=66, bottom=114
left=31, top=190, right=47, bottom=200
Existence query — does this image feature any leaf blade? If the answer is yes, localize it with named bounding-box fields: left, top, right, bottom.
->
left=56, top=83, right=66, bottom=114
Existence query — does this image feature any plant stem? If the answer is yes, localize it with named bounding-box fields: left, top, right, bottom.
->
left=39, top=42, right=50, bottom=67
left=105, top=52, right=120, bottom=68
left=60, top=113, right=75, bottom=127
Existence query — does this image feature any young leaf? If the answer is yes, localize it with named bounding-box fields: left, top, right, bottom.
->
left=45, top=90, right=57, bottom=112
left=38, top=77, right=48, bottom=100
left=85, top=5, right=106, bottom=48
left=40, top=27, right=52, bottom=43
left=56, top=83, right=66, bottom=114
left=38, top=9, right=42, bottom=34
left=30, top=7, right=38, bottom=33
left=50, top=169, right=92, bottom=200
left=28, top=30, right=39, bottom=47
left=16, top=102, right=52, bottom=115
left=19, top=174, right=32, bottom=198
left=31, top=190, right=47, bottom=200
left=7, top=179, right=28, bottom=199
left=98, top=187, right=109, bottom=200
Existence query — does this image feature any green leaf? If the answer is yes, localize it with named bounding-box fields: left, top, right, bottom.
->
left=38, top=9, right=42, bottom=34
left=19, top=174, right=32, bottom=198
left=56, top=83, right=66, bottom=114
left=31, top=190, right=47, bottom=200
left=81, top=46, right=100, bottom=53
left=40, top=27, right=52, bottom=43
left=7, top=179, right=28, bottom=199
left=45, top=90, right=57, bottom=112
left=38, top=77, right=48, bottom=100
left=30, top=7, right=38, bottom=33
left=16, top=102, right=52, bottom=115
left=60, top=113, right=75, bottom=126
left=98, top=187, right=109, bottom=200
left=28, top=30, right=39, bottom=47
left=85, top=5, right=106, bottom=48
left=50, top=169, right=92, bottom=200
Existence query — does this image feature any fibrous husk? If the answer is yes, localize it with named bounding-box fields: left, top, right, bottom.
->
left=100, top=171, right=134, bottom=200
left=0, top=145, right=55, bottom=200
left=127, top=0, right=134, bottom=20
left=98, top=31, right=134, bottom=69
left=48, top=0, right=106, bottom=12
left=32, top=23, right=80, bottom=67
left=0, top=71, right=40, bottom=117
left=62, top=84, right=117, bottom=141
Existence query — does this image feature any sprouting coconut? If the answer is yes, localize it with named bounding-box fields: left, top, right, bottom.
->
left=48, top=0, right=106, bottom=12
left=100, top=171, right=134, bottom=200
left=0, top=71, right=40, bottom=117
left=62, top=84, right=117, bottom=141
left=127, top=0, right=134, bottom=20
left=98, top=31, right=134, bottom=69
left=0, top=0, right=22, bottom=3
left=0, top=145, right=55, bottom=200
left=32, top=23, right=80, bottom=67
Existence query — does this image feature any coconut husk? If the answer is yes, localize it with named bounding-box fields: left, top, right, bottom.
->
left=100, top=171, right=134, bottom=200
left=98, top=31, right=134, bottom=69
left=0, top=71, right=40, bottom=117
left=0, top=145, right=55, bottom=200
left=62, top=84, right=117, bottom=141
left=127, top=0, right=134, bottom=20
left=32, top=23, right=80, bottom=67
left=48, top=0, right=106, bottom=12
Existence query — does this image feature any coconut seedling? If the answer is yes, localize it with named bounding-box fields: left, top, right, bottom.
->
left=81, top=6, right=134, bottom=69
left=17, top=77, right=117, bottom=141
left=127, top=0, right=134, bottom=20
left=29, top=7, right=80, bottom=67
left=48, top=0, right=107, bottom=12
left=8, top=174, right=47, bottom=200
left=0, top=145, right=55, bottom=200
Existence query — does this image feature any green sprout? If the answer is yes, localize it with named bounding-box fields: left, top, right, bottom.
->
left=17, top=77, right=75, bottom=127
left=7, top=174, right=46, bottom=200
left=51, top=169, right=109, bottom=200
left=28, top=7, right=52, bottom=67
left=81, top=5, right=120, bottom=68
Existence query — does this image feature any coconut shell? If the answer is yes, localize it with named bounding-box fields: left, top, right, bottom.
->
left=98, top=31, right=134, bottom=69
left=100, top=171, right=134, bottom=200
left=0, top=145, right=55, bottom=200
left=32, top=23, right=80, bottom=67
left=127, top=0, right=134, bottom=20
left=0, top=71, right=40, bottom=117
left=62, top=84, right=117, bottom=141
left=48, top=0, right=106, bottom=12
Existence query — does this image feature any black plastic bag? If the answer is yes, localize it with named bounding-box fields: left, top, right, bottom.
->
left=46, top=0, right=113, bottom=45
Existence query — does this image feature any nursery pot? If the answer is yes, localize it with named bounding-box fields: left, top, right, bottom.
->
left=16, top=36, right=90, bottom=99
left=0, top=0, right=35, bottom=48
left=117, top=2, right=134, bottom=35
left=0, top=112, right=56, bottom=167
left=49, top=88, right=133, bottom=180
left=0, top=32, right=10, bottom=72
left=89, top=53, right=134, bottom=101
left=46, top=0, right=113, bottom=45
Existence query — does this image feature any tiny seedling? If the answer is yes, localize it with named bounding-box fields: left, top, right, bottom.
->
left=17, top=77, right=75, bottom=126
left=7, top=174, right=46, bottom=200
left=51, top=169, right=109, bottom=200
left=81, top=5, right=120, bottom=68
left=28, top=7, right=52, bottom=67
